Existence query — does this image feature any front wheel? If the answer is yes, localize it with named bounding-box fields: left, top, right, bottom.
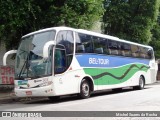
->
left=79, top=80, right=91, bottom=99
left=133, top=76, right=145, bottom=90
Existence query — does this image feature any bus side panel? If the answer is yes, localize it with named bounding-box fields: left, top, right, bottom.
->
left=76, top=54, right=151, bottom=90
left=83, top=64, right=150, bottom=90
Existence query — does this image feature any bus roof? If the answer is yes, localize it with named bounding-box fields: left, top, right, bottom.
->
left=22, top=26, right=152, bottom=49
left=22, top=26, right=76, bottom=38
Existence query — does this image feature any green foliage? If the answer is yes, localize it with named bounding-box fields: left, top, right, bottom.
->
left=149, top=18, right=160, bottom=59
left=103, top=0, right=159, bottom=44
left=149, top=4, right=160, bottom=59
left=0, top=0, right=104, bottom=49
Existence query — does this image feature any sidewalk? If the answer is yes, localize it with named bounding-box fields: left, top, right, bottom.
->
left=0, top=88, right=47, bottom=103
left=0, top=89, right=37, bottom=103
left=0, top=89, right=18, bottom=103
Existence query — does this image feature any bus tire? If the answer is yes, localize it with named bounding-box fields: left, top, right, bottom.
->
left=133, top=76, right=145, bottom=90
left=79, top=79, right=91, bottom=99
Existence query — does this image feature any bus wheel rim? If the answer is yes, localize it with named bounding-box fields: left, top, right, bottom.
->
left=140, top=77, right=144, bottom=88
left=82, top=83, right=89, bottom=96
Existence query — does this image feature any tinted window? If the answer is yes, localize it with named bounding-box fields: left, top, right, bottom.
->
left=75, top=32, right=152, bottom=60
left=15, top=31, right=55, bottom=79
left=139, top=47, right=147, bottom=58
left=76, top=33, right=93, bottom=53
left=55, top=31, right=74, bottom=74
left=139, top=47, right=153, bottom=59
left=131, top=45, right=140, bottom=57
left=56, top=31, right=74, bottom=55
left=108, top=40, right=119, bottom=55
left=54, top=49, right=66, bottom=74
left=93, top=37, right=108, bottom=54
left=149, top=48, right=153, bottom=59
left=120, top=43, right=131, bottom=57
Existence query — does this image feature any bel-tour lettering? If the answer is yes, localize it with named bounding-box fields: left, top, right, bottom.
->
left=89, top=58, right=109, bottom=65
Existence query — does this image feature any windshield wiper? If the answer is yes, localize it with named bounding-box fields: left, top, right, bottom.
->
left=18, top=53, right=30, bottom=79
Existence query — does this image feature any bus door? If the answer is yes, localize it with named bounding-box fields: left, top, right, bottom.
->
left=54, top=46, right=77, bottom=95
left=54, top=47, right=67, bottom=95
left=54, top=45, right=66, bottom=74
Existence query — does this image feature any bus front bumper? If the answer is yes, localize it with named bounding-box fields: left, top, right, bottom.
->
left=14, top=86, right=55, bottom=97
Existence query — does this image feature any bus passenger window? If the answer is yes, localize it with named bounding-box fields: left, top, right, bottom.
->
left=93, top=37, right=107, bottom=54
left=139, top=47, right=146, bottom=58
left=108, top=40, right=119, bottom=55
left=131, top=45, right=140, bottom=58
left=147, top=49, right=154, bottom=59
left=139, top=47, right=153, bottom=59
left=76, top=44, right=85, bottom=53
left=120, top=43, right=131, bottom=57
left=76, top=33, right=93, bottom=53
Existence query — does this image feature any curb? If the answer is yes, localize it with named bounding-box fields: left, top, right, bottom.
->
left=0, top=92, right=20, bottom=103
left=0, top=94, right=48, bottom=103
left=150, top=81, right=160, bottom=85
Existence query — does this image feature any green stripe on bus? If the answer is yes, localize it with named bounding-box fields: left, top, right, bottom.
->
left=84, top=64, right=149, bottom=85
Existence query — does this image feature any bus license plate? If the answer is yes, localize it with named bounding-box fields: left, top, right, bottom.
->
left=26, top=91, right=32, bottom=95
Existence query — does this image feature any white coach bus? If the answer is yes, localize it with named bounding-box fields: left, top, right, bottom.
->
left=3, top=26, right=157, bottom=100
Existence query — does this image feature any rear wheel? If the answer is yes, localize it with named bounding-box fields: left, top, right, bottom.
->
left=133, top=76, right=145, bottom=90
left=79, top=79, right=91, bottom=99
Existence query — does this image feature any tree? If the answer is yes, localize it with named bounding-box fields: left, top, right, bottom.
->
left=0, top=0, right=104, bottom=49
left=149, top=24, right=160, bottom=58
left=149, top=8, right=160, bottom=59
left=103, top=0, right=159, bottom=44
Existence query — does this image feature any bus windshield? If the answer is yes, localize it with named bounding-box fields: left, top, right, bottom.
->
left=15, top=31, right=55, bottom=79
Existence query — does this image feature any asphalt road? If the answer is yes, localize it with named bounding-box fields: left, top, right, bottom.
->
left=1, top=83, right=160, bottom=120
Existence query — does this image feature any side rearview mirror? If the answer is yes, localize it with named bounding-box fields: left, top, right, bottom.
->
left=43, top=41, right=55, bottom=58
left=3, top=50, right=17, bottom=66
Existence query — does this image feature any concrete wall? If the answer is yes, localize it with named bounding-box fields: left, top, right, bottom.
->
left=0, top=42, right=15, bottom=89
left=0, top=42, right=6, bottom=65
left=0, top=42, right=15, bottom=66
